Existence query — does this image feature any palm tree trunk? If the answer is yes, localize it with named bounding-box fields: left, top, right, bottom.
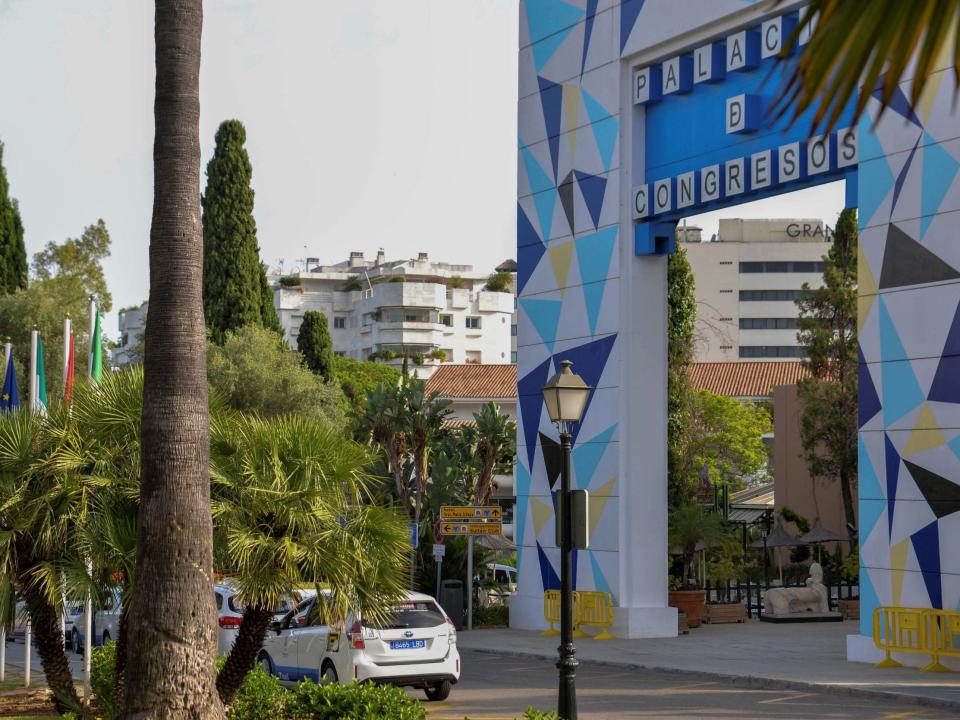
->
left=215, top=605, right=273, bottom=704
left=15, top=553, right=83, bottom=715
left=124, top=1, right=224, bottom=716
left=113, top=599, right=130, bottom=704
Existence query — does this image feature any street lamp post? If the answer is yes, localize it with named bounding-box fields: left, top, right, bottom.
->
left=541, top=360, right=591, bottom=720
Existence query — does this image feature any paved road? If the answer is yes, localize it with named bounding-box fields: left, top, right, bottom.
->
left=419, top=649, right=958, bottom=720
left=6, top=639, right=956, bottom=718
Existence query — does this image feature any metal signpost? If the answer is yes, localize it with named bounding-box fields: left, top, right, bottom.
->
left=409, top=522, right=419, bottom=590
left=439, top=506, right=503, bottom=631
left=433, top=543, right=445, bottom=599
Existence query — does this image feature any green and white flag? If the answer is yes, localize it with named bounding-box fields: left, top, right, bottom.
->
left=29, top=329, right=47, bottom=414
left=89, top=301, right=103, bottom=382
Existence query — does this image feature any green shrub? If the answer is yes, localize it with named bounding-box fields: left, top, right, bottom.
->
left=227, top=665, right=289, bottom=720
left=473, top=604, right=509, bottom=627
left=521, top=710, right=561, bottom=720
left=288, top=680, right=426, bottom=720
left=465, top=710, right=559, bottom=720
left=91, top=641, right=119, bottom=720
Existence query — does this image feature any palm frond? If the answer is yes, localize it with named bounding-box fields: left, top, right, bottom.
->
left=775, top=0, right=960, bottom=134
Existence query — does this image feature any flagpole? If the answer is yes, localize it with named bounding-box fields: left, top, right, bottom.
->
left=87, top=298, right=96, bottom=377
left=84, top=301, right=94, bottom=698
left=28, top=329, right=37, bottom=413
left=63, top=316, right=71, bottom=392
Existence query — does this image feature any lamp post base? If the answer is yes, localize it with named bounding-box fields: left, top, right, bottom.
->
left=557, top=641, right=578, bottom=719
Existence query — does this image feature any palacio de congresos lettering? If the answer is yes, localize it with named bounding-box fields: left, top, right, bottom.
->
left=630, top=8, right=857, bottom=224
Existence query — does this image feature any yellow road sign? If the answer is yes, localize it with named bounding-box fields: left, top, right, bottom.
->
left=440, top=505, right=502, bottom=521
left=440, top=522, right=503, bottom=536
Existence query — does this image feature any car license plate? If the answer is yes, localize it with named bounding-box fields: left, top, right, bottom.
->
left=389, top=639, right=425, bottom=650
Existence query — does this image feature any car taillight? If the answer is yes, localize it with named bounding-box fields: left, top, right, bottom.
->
left=348, top=621, right=365, bottom=649
left=218, top=615, right=242, bottom=629
left=446, top=616, right=457, bottom=643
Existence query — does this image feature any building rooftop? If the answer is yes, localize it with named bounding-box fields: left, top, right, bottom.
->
left=425, top=363, right=518, bottom=399
left=425, top=361, right=806, bottom=402
left=688, top=361, right=809, bottom=399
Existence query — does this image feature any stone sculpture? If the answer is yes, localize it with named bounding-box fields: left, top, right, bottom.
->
left=764, top=562, right=830, bottom=616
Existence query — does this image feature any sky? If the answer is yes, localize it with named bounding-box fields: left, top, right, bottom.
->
left=684, top=181, right=846, bottom=241
left=0, top=0, right=520, bottom=337
left=0, top=1, right=846, bottom=341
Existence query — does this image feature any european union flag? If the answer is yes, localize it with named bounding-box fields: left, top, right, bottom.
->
left=1, top=354, right=20, bottom=412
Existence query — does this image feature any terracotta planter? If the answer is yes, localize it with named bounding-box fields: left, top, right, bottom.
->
left=669, top=589, right=706, bottom=628
left=838, top=598, right=860, bottom=621
left=704, top=602, right=747, bottom=624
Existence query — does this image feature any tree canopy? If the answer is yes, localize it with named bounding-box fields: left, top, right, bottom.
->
left=207, top=324, right=345, bottom=425
left=33, top=218, right=113, bottom=310
left=201, top=119, right=278, bottom=343
left=0, top=220, right=113, bottom=398
left=679, top=390, right=772, bottom=491
left=333, top=355, right=401, bottom=416
left=0, top=142, right=26, bottom=295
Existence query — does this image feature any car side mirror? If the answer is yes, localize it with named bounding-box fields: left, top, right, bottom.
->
left=270, top=621, right=282, bottom=635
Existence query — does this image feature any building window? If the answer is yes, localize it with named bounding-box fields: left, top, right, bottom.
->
left=466, top=350, right=482, bottom=363
left=333, top=317, right=346, bottom=329
left=334, top=351, right=345, bottom=357
left=739, top=289, right=805, bottom=301
left=440, top=314, right=453, bottom=327
left=511, top=324, right=518, bottom=337
left=739, top=261, right=825, bottom=273
left=466, top=316, right=481, bottom=330
left=719, top=260, right=733, bottom=265
left=739, top=346, right=807, bottom=358
left=511, top=351, right=518, bottom=363
left=719, top=289, right=733, bottom=294
left=739, top=317, right=799, bottom=330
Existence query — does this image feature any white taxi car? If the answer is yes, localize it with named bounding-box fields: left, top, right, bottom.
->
left=258, top=591, right=460, bottom=701
left=215, top=583, right=315, bottom=655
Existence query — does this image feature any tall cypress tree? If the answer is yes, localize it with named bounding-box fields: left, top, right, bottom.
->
left=259, top=262, right=281, bottom=333
left=202, top=120, right=275, bottom=342
left=667, top=245, right=697, bottom=507
left=796, top=208, right=858, bottom=543
left=0, top=142, right=28, bottom=294
left=297, top=310, right=334, bottom=381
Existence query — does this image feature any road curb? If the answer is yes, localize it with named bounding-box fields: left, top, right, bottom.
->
left=461, top=645, right=960, bottom=712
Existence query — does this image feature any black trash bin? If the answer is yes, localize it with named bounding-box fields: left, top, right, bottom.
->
left=440, top=579, right=464, bottom=630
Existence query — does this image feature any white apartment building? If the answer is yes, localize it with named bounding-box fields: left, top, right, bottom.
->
left=684, top=219, right=831, bottom=362
left=273, top=251, right=515, bottom=378
left=114, top=301, right=148, bottom=367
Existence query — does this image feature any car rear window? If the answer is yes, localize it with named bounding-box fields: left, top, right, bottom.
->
left=364, top=601, right=445, bottom=629
left=228, top=596, right=245, bottom=614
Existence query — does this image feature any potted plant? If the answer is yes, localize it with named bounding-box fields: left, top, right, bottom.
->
left=838, top=550, right=860, bottom=620
left=703, top=546, right=748, bottom=624
left=668, top=504, right=724, bottom=628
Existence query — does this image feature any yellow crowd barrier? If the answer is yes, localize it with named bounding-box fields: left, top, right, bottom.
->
left=542, top=590, right=616, bottom=639
left=542, top=590, right=560, bottom=636
left=575, top=591, right=616, bottom=640
left=873, top=606, right=960, bottom=672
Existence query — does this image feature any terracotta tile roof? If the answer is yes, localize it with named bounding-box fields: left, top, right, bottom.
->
left=425, top=364, right=517, bottom=399
left=443, top=418, right=476, bottom=429
left=687, top=361, right=808, bottom=399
